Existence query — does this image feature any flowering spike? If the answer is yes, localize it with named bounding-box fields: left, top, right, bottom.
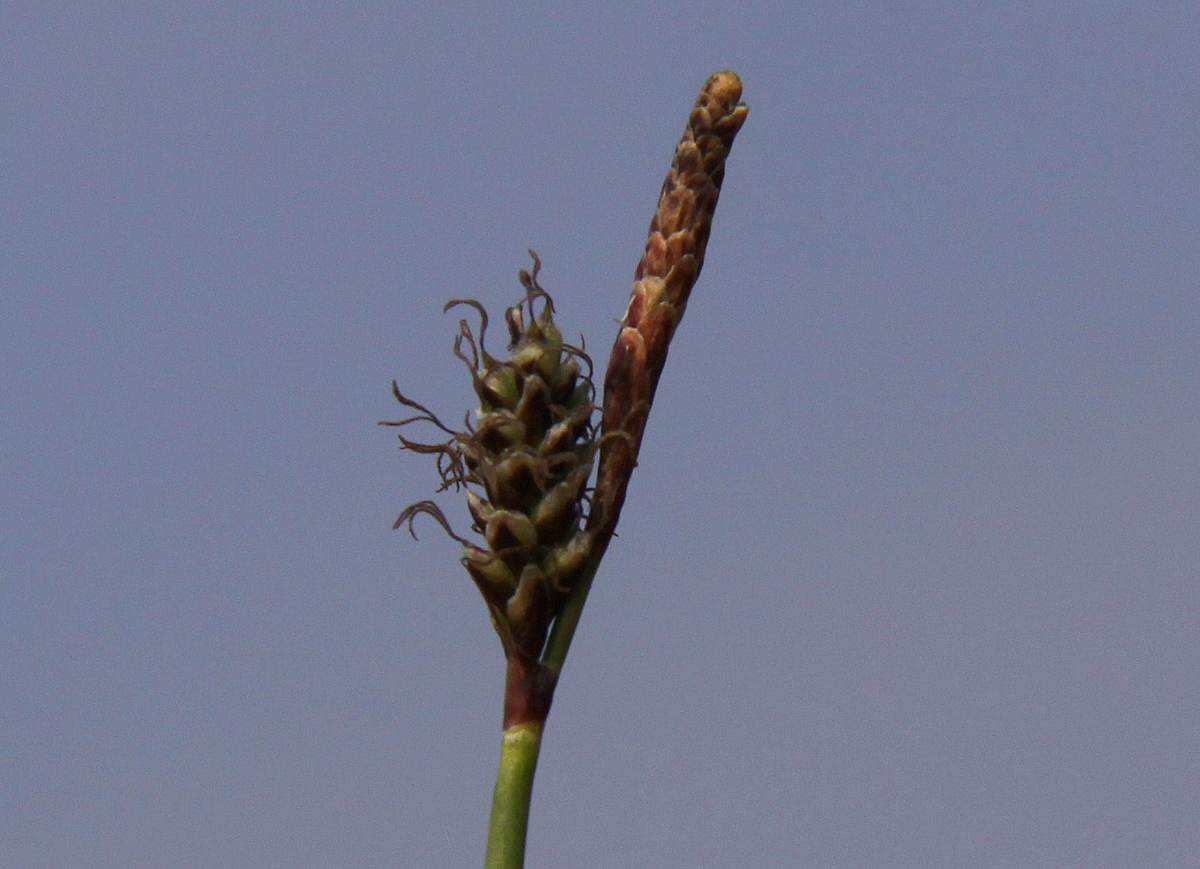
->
left=385, top=71, right=748, bottom=864
left=590, top=70, right=748, bottom=543
left=384, top=253, right=599, bottom=658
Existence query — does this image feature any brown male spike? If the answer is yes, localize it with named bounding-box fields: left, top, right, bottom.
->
left=589, top=70, right=749, bottom=546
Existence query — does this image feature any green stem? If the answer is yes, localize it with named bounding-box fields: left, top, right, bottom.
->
left=484, top=722, right=543, bottom=869
left=481, top=550, right=605, bottom=868
left=540, top=553, right=602, bottom=676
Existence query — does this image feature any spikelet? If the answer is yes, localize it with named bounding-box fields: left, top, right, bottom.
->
left=590, top=70, right=749, bottom=543
left=384, top=253, right=597, bottom=658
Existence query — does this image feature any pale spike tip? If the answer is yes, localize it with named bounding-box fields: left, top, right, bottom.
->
left=704, top=69, right=744, bottom=105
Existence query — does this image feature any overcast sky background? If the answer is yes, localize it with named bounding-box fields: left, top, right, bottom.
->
left=4, top=3, right=1199, bottom=867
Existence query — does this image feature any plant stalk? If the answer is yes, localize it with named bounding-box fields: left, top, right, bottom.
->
left=483, top=722, right=543, bottom=869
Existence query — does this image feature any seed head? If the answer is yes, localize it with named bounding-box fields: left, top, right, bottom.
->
left=383, top=253, right=597, bottom=657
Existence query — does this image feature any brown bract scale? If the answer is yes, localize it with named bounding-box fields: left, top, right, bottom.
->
left=382, top=253, right=599, bottom=659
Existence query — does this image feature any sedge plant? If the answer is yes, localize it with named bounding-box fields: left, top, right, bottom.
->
left=383, top=71, right=748, bottom=868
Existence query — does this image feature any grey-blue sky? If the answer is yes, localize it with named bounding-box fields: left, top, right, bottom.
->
left=4, top=2, right=1198, bottom=866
